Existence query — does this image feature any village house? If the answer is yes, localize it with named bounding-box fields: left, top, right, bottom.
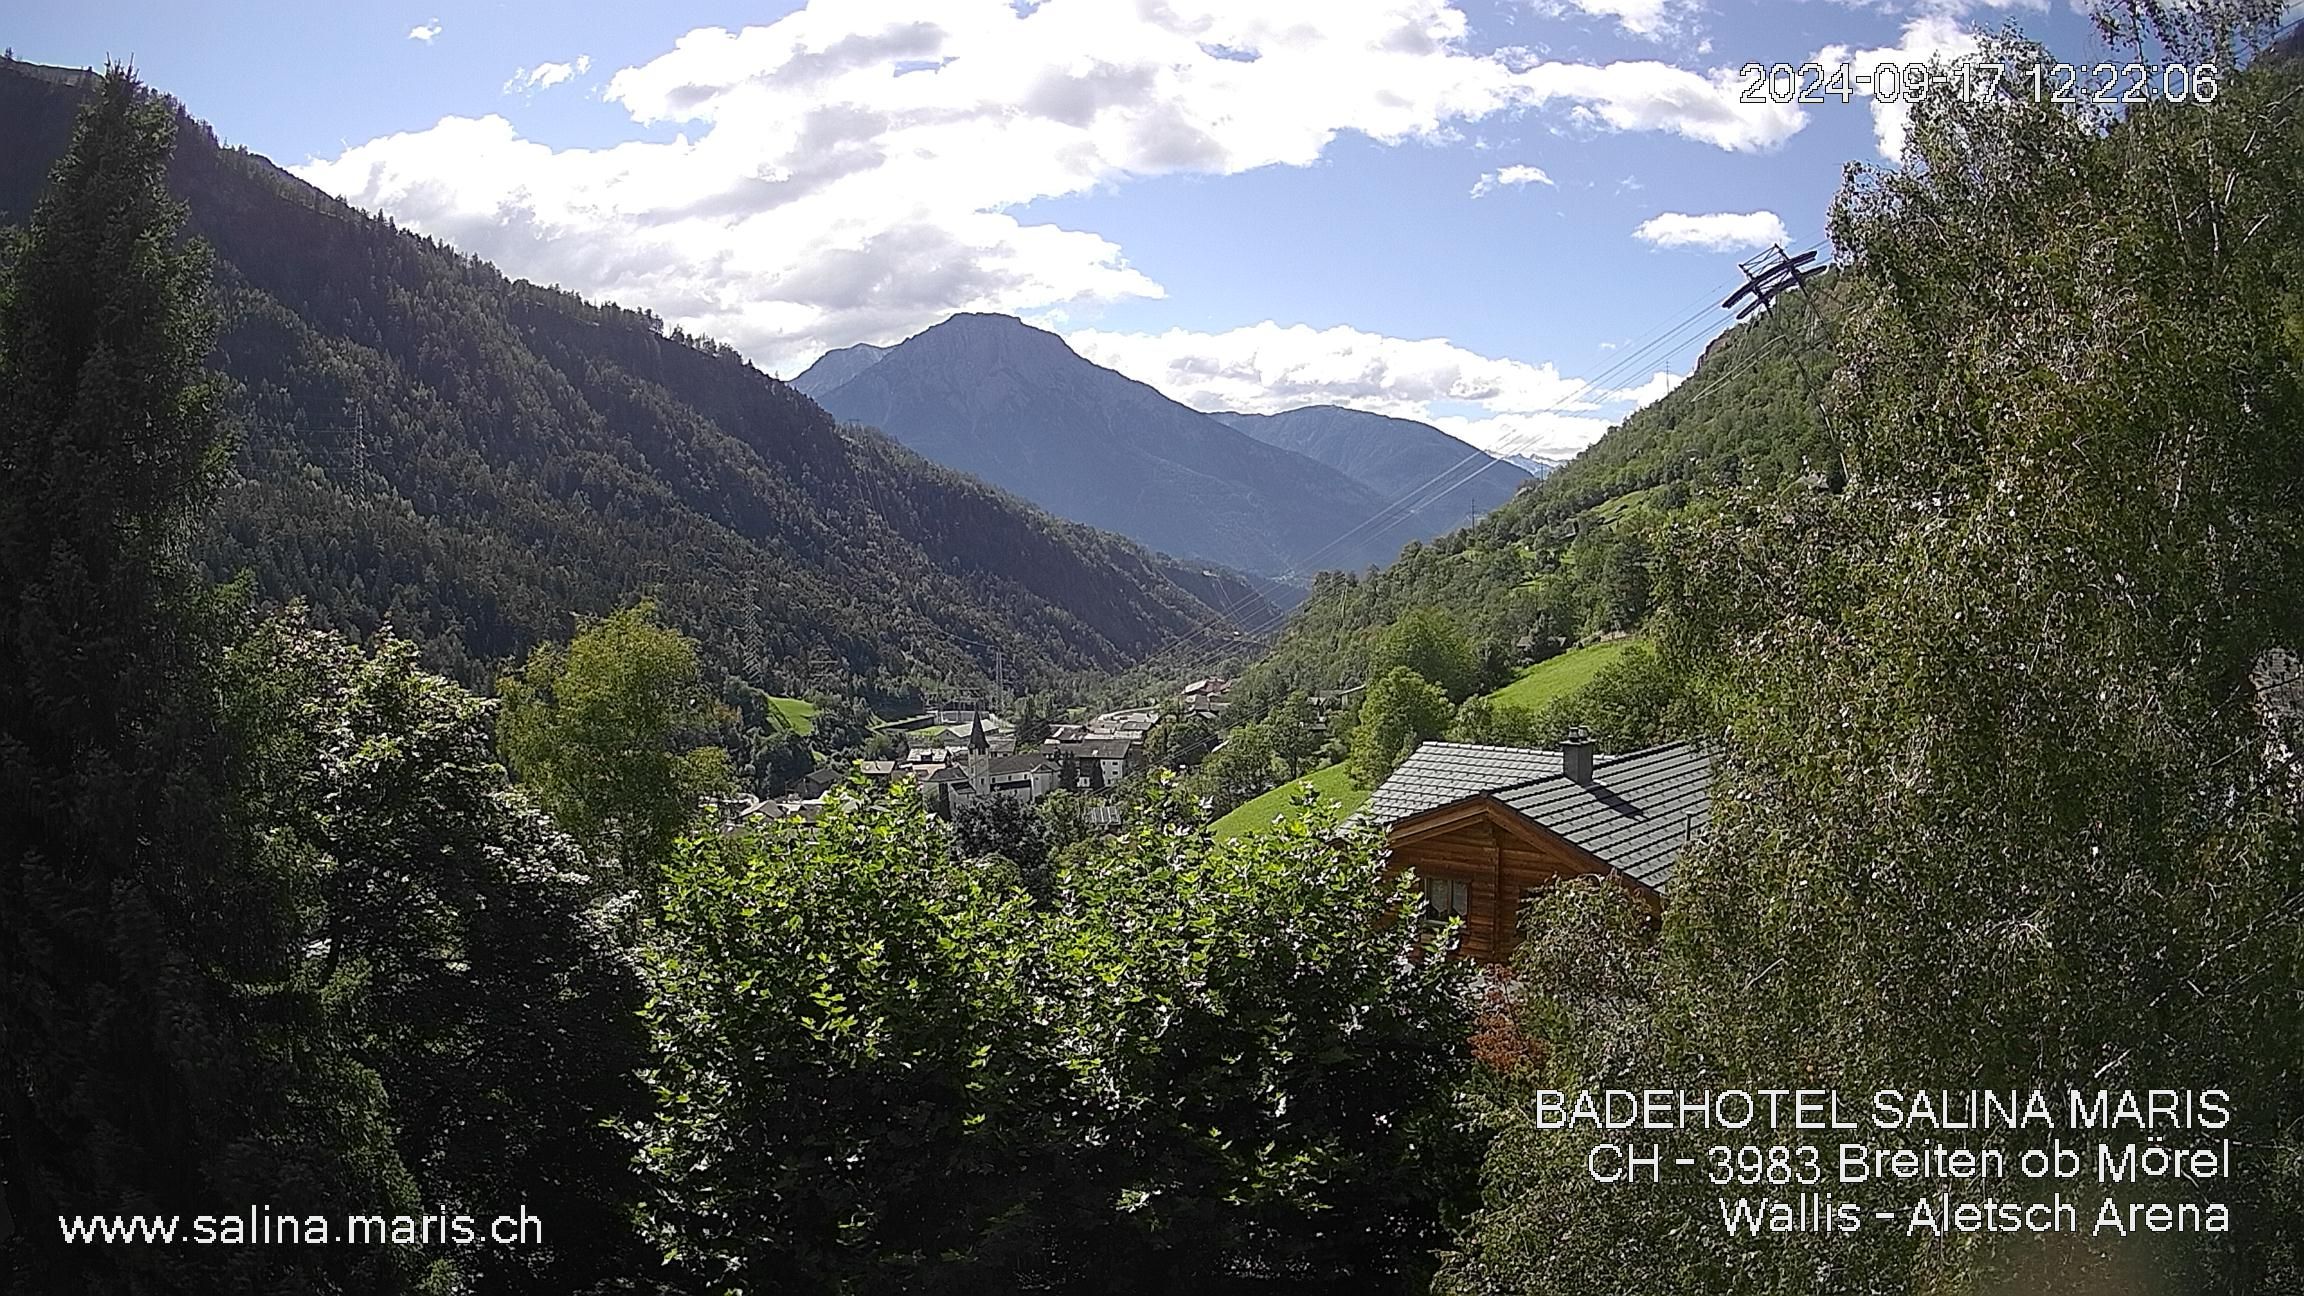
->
left=924, top=716, right=1060, bottom=816
left=1178, top=677, right=1231, bottom=716
left=1368, top=732, right=1711, bottom=964
left=1047, top=735, right=1138, bottom=791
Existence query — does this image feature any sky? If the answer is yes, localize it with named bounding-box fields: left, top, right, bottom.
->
left=15, top=0, right=2119, bottom=459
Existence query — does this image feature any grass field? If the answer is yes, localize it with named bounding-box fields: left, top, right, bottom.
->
left=1485, top=637, right=1637, bottom=711
left=1211, top=638, right=1640, bottom=839
left=767, top=695, right=819, bottom=735
left=1210, top=761, right=1367, bottom=839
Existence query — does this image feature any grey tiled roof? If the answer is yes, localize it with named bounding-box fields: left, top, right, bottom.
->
left=1053, top=737, right=1135, bottom=761
left=922, top=752, right=1058, bottom=783
left=1367, top=742, right=1564, bottom=823
left=1491, top=742, right=1712, bottom=891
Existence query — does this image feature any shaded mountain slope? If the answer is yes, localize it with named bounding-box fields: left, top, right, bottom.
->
left=1212, top=405, right=1529, bottom=530
left=794, top=314, right=1445, bottom=582
left=1239, top=295, right=1837, bottom=692
left=0, top=63, right=1270, bottom=704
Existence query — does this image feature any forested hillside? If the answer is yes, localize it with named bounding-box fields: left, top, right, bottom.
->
left=0, top=62, right=1269, bottom=708
left=1239, top=293, right=1835, bottom=695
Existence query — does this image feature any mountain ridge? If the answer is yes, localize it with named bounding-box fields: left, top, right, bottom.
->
left=0, top=62, right=1272, bottom=705
left=1209, top=404, right=1529, bottom=531
left=794, top=314, right=1455, bottom=582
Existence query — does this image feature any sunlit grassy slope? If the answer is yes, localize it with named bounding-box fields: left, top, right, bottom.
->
left=1484, top=637, right=1635, bottom=711
left=1212, top=637, right=1637, bottom=838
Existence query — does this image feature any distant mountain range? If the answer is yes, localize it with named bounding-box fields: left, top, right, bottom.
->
left=793, top=316, right=1518, bottom=583
left=1210, top=406, right=1529, bottom=530
left=0, top=63, right=1271, bottom=703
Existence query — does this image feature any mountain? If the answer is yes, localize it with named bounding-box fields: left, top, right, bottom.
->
left=0, top=63, right=1274, bottom=706
left=1237, top=292, right=1837, bottom=693
left=1502, top=454, right=1559, bottom=479
left=791, top=315, right=1444, bottom=582
left=1210, top=405, right=1529, bottom=530
left=787, top=340, right=887, bottom=394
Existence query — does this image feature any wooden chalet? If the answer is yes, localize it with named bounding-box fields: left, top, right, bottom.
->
left=1369, top=735, right=1711, bottom=963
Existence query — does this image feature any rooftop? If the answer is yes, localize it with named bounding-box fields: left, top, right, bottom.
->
left=1367, top=742, right=1564, bottom=824
left=1489, top=742, right=1712, bottom=890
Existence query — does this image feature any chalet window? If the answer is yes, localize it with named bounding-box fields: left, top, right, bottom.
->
left=1422, top=875, right=1470, bottom=922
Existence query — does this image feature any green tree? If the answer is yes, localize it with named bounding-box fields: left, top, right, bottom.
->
left=497, top=600, right=731, bottom=889
left=1368, top=607, right=1479, bottom=701
left=234, top=613, right=665, bottom=1294
left=0, top=70, right=421, bottom=1292
left=1347, top=666, right=1454, bottom=787
left=1142, top=711, right=1220, bottom=771
left=1444, top=31, right=2304, bottom=1294
left=1264, top=690, right=1326, bottom=778
left=1012, top=693, right=1054, bottom=746
left=953, top=790, right=1055, bottom=901
left=1447, top=694, right=1544, bottom=747
left=1193, top=718, right=1277, bottom=814
left=635, top=782, right=1474, bottom=1293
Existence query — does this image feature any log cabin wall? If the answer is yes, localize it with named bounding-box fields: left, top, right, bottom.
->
left=1385, top=800, right=1638, bottom=963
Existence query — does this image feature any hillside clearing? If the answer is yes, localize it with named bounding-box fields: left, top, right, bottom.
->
left=1486, top=638, right=1636, bottom=711
left=1211, top=762, right=1367, bottom=839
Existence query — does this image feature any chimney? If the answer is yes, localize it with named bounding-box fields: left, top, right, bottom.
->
left=1560, top=727, right=1595, bottom=783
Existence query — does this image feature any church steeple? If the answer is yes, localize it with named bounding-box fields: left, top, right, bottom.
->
left=968, top=711, right=989, bottom=754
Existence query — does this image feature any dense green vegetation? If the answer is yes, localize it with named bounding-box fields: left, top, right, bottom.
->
left=13, top=8, right=2304, bottom=1290
left=639, top=784, right=1475, bottom=1292
left=1440, top=19, right=2304, bottom=1293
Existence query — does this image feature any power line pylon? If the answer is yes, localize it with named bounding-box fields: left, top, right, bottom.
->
left=1722, top=244, right=1822, bottom=319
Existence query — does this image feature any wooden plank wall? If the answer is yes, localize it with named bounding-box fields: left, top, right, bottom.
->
left=1388, top=811, right=1609, bottom=963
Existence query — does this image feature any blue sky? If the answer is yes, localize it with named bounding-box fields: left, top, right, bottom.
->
left=15, top=0, right=2113, bottom=457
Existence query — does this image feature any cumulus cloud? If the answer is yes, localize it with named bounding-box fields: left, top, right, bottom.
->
left=1538, top=0, right=1694, bottom=40
left=407, top=19, right=441, bottom=42
left=1632, top=209, right=1789, bottom=252
left=1813, top=17, right=1980, bottom=158
left=1066, top=321, right=1680, bottom=458
left=1607, top=368, right=1685, bottom=404
left=505, top=54, right=593, bottom=95
left=299, top=0, right=1809, bottom=371
left=1469, top=162, right=1553, bottom=196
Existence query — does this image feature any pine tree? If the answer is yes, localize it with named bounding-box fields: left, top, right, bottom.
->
left=0, top=69, right=421, bottom=1292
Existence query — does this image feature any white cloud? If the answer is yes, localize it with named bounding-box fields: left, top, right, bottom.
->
left=1632, top=209, right=1789, bottom=252
left=1539, top=0, right=1693, bottom=40
left=299, top=0, right=1809, bottom=371
left=1813, top=17, right=1980, bottom=158
left=1470, top=162, right=1553, bottom=196
left=407, top=19, right=441, bottom=42
left=1607, top=368, right=1685, bottom=405
left=1066, top=320, right=1675, bottom=458
left=505, top=54, right=593, bottom=95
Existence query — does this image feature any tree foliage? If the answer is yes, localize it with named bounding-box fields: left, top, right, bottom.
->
left=232, top=611, right=664, bottom=1294
left=0, top=60, right=1275, bottom=723
left=0, top=69, right=425, bottom=1294
left=634, top=782, right=1476, bottom=1293
left=1348, top=666, right=1456, bottom=787
left=1443, top=32, right=2304, bottom=1294
left=498, top=601, right=731, bottom=889
left=1369, top=608, right=1481, bottom=703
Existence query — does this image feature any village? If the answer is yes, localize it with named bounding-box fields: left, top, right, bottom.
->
left=720, top=664, right=1712, bottom=969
